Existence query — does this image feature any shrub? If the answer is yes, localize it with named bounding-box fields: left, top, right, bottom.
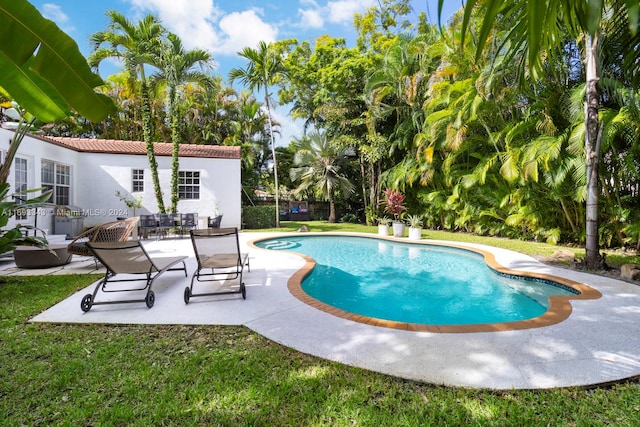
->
left=242, top=206, right=276, bottom=229
left=340, top=213, right=358, bottom=223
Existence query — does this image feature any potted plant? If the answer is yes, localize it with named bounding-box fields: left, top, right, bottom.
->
left=406, top=214, right=423, bottom=240
left=115, top=191, right=143, bottom=239
left=382, top=188, right=406, bottom=237
left=116, top=191, right=142, bottom=217
left=376, top=216, right=391, bottom=236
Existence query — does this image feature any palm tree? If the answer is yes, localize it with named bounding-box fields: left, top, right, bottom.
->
left=229, top=41, right=287, bottom=227
left=89, top=11, right=168, bottom=213
left=224, top=93, right=271, bottom=171
left=151, top=33, right=212, bottom=214
left=365, top=35, right=434, bottom=153
left=183, top=76, right=237, bottom=144
left=290, top=131, right=355, bottom=223
left=450, top=0, right=640, bottom=269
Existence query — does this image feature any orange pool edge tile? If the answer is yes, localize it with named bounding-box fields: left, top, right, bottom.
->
left=249, top=233, right=602, bottom=333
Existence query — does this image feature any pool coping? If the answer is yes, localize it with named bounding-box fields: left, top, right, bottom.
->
left=248, top=232, right=602, bottom=333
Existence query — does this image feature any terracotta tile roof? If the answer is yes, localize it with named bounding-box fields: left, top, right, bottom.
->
left=39, top=136, right=241, bottom=159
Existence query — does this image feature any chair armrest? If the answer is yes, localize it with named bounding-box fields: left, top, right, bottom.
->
left=66, top=226, right=100, bottom=256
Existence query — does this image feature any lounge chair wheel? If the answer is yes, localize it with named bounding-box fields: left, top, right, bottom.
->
left=80, top=294, right=93, bottom=312
left=184, top=287, right=191, bottom=304
left=240, top=282, right=246, bottom=299
left=145, top=290, right=155, bottom=308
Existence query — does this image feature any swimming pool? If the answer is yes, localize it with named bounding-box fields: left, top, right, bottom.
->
left=253, top=234, right=601, bottom=331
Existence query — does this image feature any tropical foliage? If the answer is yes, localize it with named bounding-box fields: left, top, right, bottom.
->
left=290, top=131, right=355, bottom=223
left=453, top=0, right=640, bottom=268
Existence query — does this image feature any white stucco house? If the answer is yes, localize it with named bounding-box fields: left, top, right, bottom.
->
left=0, top=127, right=241, bottom=236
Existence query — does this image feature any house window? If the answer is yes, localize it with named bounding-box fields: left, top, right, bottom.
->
left=178, top=171, right=200, bottom=200
left=14, top=157, right=28, bottom=220
left=41, top=159, right=71, bottom=205
left=132, top=169, right=144, bottom=192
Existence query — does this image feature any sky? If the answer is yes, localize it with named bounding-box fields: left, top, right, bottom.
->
left=30, top=0, right=462, bottom=145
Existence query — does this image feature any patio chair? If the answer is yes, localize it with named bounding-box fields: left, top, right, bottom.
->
left=138, top=214, right=158, bottom=240
left=67, top=217, right=139, bottom=258
left=80, top=240, right=188, bottom=312
left=185, top=227, right=249, bottom=304
left=179, top=213, right=198, bottom=238
left=208, top=215, right=222, bottom=228
left=157, top=213, right=178, bottom=239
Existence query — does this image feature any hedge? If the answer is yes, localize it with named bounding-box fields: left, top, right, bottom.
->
left=242, top=206, right=276, bottom=229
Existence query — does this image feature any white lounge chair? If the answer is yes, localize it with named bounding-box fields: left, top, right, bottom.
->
left=185, top=227, right=249, bottom=304
left=80, top=240, right=187, bottom=312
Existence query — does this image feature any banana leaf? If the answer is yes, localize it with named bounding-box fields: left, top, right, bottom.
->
left=0, top=0, right=115, bottom=122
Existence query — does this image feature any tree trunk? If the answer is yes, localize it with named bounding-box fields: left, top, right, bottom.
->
left=584, top=33, right=603, bottom=269
left=368, top=160, right=382, bottom=215
left=359, top=153, right=370, bottom=224
left=559, top=199, right=577, bottom=234
left=328, top=190, right=336, bottom=223
left=264, top=88, right=280, bottom=228
left=141, top=78, right=165, bottom=214
left=368, top=162, right=376, bottom=213
left=169, top=86, right=180, bottom=214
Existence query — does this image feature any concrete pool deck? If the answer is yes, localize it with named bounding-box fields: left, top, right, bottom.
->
left=6, top=232, right=640, bottom=390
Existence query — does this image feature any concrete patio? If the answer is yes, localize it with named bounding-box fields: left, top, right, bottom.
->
left=4, top=232, right=640, bottom=390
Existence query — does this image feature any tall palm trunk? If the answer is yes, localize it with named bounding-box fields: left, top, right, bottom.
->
left=584, top=33, right=603, bottom=269
left=141, top=78, right=165, bottom=213
left=328, top=189, right=336, bottom=223
left=264, top=88, right=280, bottom=228
left=169, top=86, right=180, bottom=214
left=359, top=155, right=370, bottom=224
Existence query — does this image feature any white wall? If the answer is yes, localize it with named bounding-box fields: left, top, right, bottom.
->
left=76, top=151, right=241, bottom=228
left=0, top=128, right=242, bottom=233
left=0, top=128, right=81, bottom=233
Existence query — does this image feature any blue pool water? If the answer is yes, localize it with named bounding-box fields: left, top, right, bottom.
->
left=255, top=235, right=576, bottom=325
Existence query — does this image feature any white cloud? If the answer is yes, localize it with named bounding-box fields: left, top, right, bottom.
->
left=299, top=8, right=324, bottom=29
left=42, top=3, right=74, bottom=32
left=128, top=0, right=221, bottom=50
left=129, top=0, right=222, bottom=22
left=296, top=0, right=375, bottom=31
left=125, top=0, right=278, bottom=57
left=327, top=0, right=375, bottom=24
left=216, top=10, right=278, bottom=55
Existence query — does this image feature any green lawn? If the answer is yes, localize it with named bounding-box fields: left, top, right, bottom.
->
left=1, top=225, right=640, bottom=425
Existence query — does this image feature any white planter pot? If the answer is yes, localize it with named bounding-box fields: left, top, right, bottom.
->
left=408, top=227, right=422, bottom=240
left=392, top=222, right=405, bottom=237
left=378, top=224, right=389, bottom=236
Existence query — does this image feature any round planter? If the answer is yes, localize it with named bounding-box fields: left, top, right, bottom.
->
left=408, top=227, right=422, bottom=240
left=392, top=222, right=405, bottom=237
left=378, top=224, right=389, bottom=236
